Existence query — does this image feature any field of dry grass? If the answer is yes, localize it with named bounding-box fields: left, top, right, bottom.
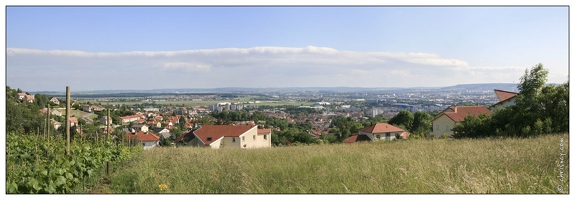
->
left=103, top=133, right=569, bottom=194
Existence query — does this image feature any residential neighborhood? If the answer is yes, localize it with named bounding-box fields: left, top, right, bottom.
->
left=7, top=79, right=566, bottom=152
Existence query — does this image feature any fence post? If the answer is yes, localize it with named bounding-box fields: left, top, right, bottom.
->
left=66, top=86, right=71, bottom=156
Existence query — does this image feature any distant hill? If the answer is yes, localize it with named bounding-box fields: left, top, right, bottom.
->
left=30, top=83, right=547, bottom=95
left=440, top=83, right=519, bottom=92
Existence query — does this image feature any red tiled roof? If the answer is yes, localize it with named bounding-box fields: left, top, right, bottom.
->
left=494, top=89, right=519, bottom=102
left=343, top=134, right=372, bottom=143
left=257, top=129, right=271, bottom=135
left=437, top=106, right=492, bottom=122
left=121, top=115, right=139, bottom=120
left=126, top=131, right=160, bottom=142
left=180, top=125, right=256, bottom=146
left=69, top=117, right=78, bottom=124
left=360, top=123, right=405, bottom=133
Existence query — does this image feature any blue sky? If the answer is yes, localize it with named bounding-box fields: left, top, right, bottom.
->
left=5, top=6, right=570, bottom=91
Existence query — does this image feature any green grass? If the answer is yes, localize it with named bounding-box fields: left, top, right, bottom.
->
left=102, top=133, right=568, bottom=194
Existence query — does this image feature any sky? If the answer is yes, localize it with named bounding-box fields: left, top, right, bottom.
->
left=3, top=4, right=570, bottom=92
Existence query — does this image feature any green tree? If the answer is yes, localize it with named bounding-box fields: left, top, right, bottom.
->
left=452, top=114, right=494, bottom=138
left=455, top=63, right=568, bottom=138
left=178, top=116, right=187, bottom=130
left=6, top=96, right=43, bottom=134
left=170, top=128, right=184, bottom=141
left=537, top=82, right=569, bottom=133
left=388, top=110, right=414, bottom=131
left=411, top=111, right=432, bottom=138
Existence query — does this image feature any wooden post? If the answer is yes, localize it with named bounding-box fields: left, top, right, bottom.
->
left=47, top=105, right=50, bottom=139
left=47, top=105, right=50, bottom=158
left=107, top=109, right=111, bottom=140
left=66, top=86, right=71, bottom=155
left=44, top=107, right=47, bottom=138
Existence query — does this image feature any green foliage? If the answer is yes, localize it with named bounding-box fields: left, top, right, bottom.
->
left=178, top=116, right=187, bottom=130
left=170, top=128, right=184, bottom=141
left=362, top=115, right=387, bottom=127
left=270, top=128, right=317, bottom=146
left=388, top=110, right=414, bottom=131
left=265, top=118, right=289, bottom=131
left=195, top=115, right=215, bottom=125
left=320, top=133, right=339, bottom=144
left=411, top=111, right=432, bottom=138
left=454, top=64, right=568, bottom=138
left=6, top=133, right=141, bottom=194
left=6, top=89, right=44, bottom=134
left=329, top=116, right=364, bottom=141
left=387, top=110, right=432, bottom=139
left=451, top=114, right=494, bottom=138
left=518, top=63, right=549, bottom=102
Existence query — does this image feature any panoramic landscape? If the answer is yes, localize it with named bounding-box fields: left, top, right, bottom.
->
left=4, top=6, right=570, bottom=195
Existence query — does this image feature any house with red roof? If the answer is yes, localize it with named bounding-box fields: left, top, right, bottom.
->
left=24, top=94, right=35, bottom=103
left=147, top=121, right=162, bottom=128
left=430, top=106, right=492, bottom=138
left=120, top=115, right=140, bottom=124
left=343, top=123, right=409, bottom=143
left=125, top=131, right=160, bottom=150
left=69, top=117, right=78, bottom=127
left=175, top=125, right=271, bottom=149
left=491, top=89, right=519, bottom=111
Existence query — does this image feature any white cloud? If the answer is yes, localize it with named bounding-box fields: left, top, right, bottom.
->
left=163, top=62, right=211, bottom=72
left=6, top=46, right=534, bottom=91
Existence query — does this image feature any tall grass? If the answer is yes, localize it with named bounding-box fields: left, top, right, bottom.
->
left=105, top=133, right=568, bottom=194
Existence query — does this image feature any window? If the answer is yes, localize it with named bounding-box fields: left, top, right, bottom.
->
left=376, top=134, right=381, bottom=139
left=242, top=136, right=245, bottom=141
left=435, top=124, right=440, bottom=131
left=446, top=125, right=450, bottom=132
left=253, top=135, right=256, bottom=140
left=207, top=137, right=212, bottom=141
left=386, top=133, right=391, bottom=139
left=264, top=135, right=267, bottom=140
left=232, top=138, right=236, bottom=142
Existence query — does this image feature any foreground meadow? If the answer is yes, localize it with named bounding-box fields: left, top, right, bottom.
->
left=104, top=133, right=568, bottom=194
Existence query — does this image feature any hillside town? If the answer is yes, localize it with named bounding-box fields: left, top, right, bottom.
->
left=7, top=83, right=527, bottom=150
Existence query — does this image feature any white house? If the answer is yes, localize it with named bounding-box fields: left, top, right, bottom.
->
left=343, top=123, right=409, bottom=143
left=176, top=125, right=271, bottom=149
left=100, top=116, right=113, bottom=125
left=125, top=131, right=160, bottom=150
left=132, top=124, right=149, bottom=132
left=430, top=106, right=492, bottom=138
left=152, top=127, right=171, bottom=139
left=120, top=115, right=140, bottom=124
left=491, top=89, right=519, bottom=111
left=49, top=97, right=60, bottom=105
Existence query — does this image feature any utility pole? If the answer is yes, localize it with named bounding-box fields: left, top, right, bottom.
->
left=66, top=86, right=70, bottom=155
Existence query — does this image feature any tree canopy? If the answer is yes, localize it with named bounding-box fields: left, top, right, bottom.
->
left=453, top=63, right=568, bottom=138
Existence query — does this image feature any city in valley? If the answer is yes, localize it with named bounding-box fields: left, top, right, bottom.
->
left=10, top=83, right=521, bottom=149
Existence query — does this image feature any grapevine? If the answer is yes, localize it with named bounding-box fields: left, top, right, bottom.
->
left=6, top=133, right=141, bottom=194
